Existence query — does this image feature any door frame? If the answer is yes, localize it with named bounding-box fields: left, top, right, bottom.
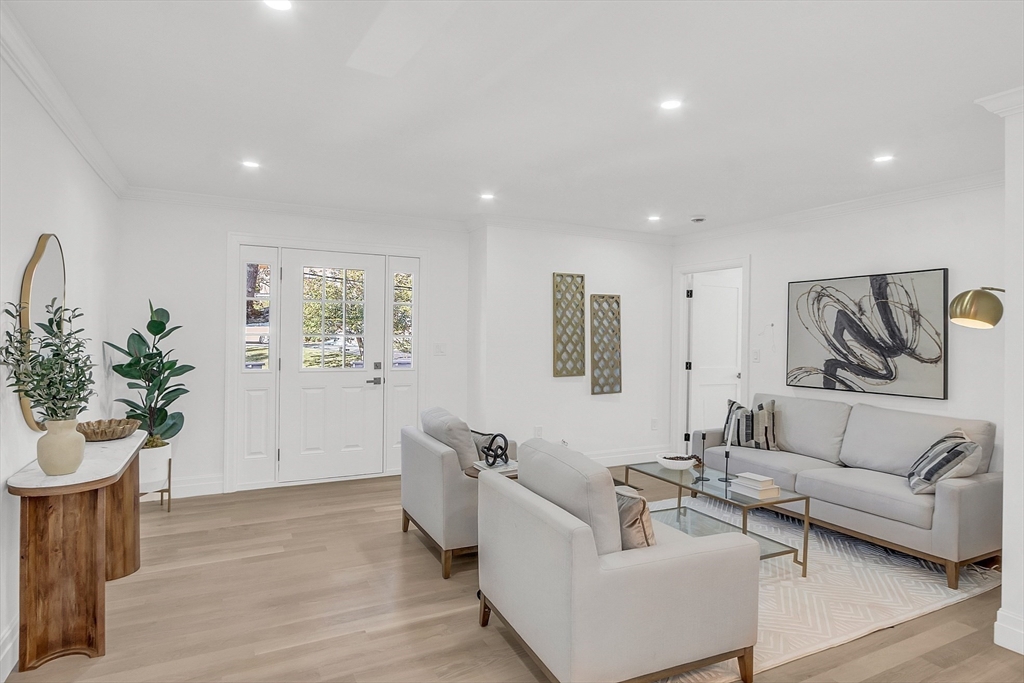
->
left=669, top=256, right=751, bottom=454
left=222, top=232, right=431, bottom=493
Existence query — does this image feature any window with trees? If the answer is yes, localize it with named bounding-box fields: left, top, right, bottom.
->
left=393, top=272, right=414, bottom=369
left=302, top=267, right=364, bottom=369
left=244, top=263, right=272, bottom=370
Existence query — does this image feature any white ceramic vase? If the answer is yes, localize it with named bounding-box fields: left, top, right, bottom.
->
left=37, top=419, right=85, bottom=475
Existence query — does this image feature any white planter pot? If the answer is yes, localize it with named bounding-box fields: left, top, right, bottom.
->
left=38, top=419, right=85, bottom=475
left=139, top=442, right=172, bottom=493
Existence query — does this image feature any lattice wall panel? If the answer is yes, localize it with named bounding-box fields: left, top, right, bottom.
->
left=590, top=294, right=621, bottom=394
left=552, top=273, right=586, bottom=377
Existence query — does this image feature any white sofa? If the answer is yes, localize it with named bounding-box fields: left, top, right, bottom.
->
left=400, top=408, right=517, bottom=578
left=478, top=439, right=760, bottom=683
left=695, top=393, right=1001, bottom=588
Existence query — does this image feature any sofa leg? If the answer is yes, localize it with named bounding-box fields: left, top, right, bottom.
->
left=479, top=592, right=491, bottom=627
left=401, top=509, right=410, bottom=533
left=442, top=550, right=453, bottom=579
left=945, top=560, right=960, bottom=589
left=737, top=646, right=754, bottom=683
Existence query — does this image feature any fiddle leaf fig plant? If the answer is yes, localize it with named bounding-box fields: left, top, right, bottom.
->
left=106, top=302, right=194, bottom=449
left=0, top=300, right=96, bottom=422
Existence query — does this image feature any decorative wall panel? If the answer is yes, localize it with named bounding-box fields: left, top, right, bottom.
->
left=553, top=273, right=586, bottom=377
left=590, top=294, right=621, bottom=394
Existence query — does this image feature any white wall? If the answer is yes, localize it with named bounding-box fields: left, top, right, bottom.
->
left=469, top=222, right=675, bottom=463
left=110, top=199, right=470, bottom=497
left=675, top=185, right=1007, bottom=467
left=0, top=61, right=119, bottom=680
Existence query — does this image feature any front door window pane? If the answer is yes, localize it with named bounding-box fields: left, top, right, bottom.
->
left=302, top=267, right=365, bottom=369
left=244, top=263, right=271, bottom=370
left=392, top=273, right=414, bottom=369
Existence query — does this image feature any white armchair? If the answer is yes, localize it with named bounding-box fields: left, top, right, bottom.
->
left=400, top=408, right=517, bottom=578
left=478, top=439, right=760, bottom=683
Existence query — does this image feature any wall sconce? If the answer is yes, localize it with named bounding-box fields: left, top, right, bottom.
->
left=949, top=287, right=1005, bottom=329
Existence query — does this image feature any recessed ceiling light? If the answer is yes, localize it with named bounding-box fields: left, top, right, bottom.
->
left=648, top=215, right=661, bottom=222
left=264, top=0, right=292, bottom=10
left=242, top=160, right=260, bottom=168
left=660, top=100, right=682, bottom=110
left=874, top=155, right=895, bottom=162
left=480, top=193, right=494, bottom=200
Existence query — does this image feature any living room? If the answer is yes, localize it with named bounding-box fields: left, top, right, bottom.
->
left=0, top=1, right=1021, bottom=682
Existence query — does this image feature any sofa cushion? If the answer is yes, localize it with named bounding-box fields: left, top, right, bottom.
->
left=420, top=407, right=477, bottom=470
left=753, top=393, right=851, bottom=463
left=839, top=404, right=997, bottom=476
left=796, top=467, right=935, bottom=529
left=907, top=430, right=982, bottom=494
left=518, top=439, right=622, bottom=555
left=703, top=446, right=839, bottom=491
left=614, top=486, right=657, bottom=549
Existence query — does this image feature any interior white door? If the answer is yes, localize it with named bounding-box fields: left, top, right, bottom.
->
left=279, top=249, right=386, bottom=482
left=688, top=268, right=743, bottom=431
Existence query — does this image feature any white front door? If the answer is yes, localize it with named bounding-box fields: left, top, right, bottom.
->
left=278, top=249, right=386, bottom=482
left=688, top=268, right=744, bottom=431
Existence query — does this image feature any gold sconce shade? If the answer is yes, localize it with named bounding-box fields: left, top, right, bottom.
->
left=948, top=287, right=1005, bottom=329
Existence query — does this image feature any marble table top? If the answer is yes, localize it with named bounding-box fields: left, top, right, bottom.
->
left=7, top=430, right=147, bottom=496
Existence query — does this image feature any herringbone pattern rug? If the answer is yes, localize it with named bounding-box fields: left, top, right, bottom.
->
left=647, top=497, right=1001, bottom=682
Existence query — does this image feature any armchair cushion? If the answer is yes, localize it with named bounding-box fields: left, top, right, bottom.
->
left=518, top=439, right=623, bottom=555
left=614, top=486, right=656, bottom=549
left=420, top=407, right=477, bottom=470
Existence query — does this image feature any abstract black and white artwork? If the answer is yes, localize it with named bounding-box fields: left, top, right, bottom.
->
left=787, top=268, right=947, bottom=399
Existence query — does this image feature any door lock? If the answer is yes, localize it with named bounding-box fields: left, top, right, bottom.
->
left=366, top=377, right=383, bottom=385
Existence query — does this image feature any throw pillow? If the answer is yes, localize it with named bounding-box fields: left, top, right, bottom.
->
left=907, top=429, right=982, bottom=494
left=420, top=407, right=477, bottom=470
left=614, top=486, right=657, bottom=549
left=722, top=399, right=779, bottom=450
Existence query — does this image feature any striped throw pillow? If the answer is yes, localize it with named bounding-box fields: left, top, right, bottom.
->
left=722, top=399, right=779, bottom=451
left=907, top=429, right=982, bottom=494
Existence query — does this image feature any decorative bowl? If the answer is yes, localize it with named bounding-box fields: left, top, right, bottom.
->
left=77, top=419, right=141, bottom=442
left=656, top=453, right=698, bottom=471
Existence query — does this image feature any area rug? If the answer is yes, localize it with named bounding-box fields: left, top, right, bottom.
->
left=646, top=497, right=1001, bottom=683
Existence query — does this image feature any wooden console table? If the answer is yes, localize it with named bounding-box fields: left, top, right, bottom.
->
left=6, top=430, right=146, bottom=671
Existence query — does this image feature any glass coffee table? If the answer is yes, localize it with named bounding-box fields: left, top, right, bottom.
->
left=625, top=461, right=811, bottom=576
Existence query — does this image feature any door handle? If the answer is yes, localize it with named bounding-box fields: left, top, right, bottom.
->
left=366, top=377, right=383, bottom=385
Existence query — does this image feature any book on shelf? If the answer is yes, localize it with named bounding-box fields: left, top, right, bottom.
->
left=730, top=481, right=781, bottom=500
left=734, top=472, right=776, bottom=489
left=473, top=460, right=518, bottom=474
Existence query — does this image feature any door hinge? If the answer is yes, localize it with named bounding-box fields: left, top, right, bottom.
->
left=277, top=448, right=280, bottom=462
left=686, top=289, right=693, bottom=298
left=278, top=358, right=281, bottom=371
left=279, top=266, right=283, bottom=281
left=685, top=361, right=692, bottom=370
left=684, top=432, right=691, bottom=442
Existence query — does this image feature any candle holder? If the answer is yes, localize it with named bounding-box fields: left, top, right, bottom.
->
left=693, top=432, right=709, bottom=483
left=718, top=415, right=738, bottom=484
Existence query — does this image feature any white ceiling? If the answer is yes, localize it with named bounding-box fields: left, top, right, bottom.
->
left=5, top=0, right=1023, bottom=234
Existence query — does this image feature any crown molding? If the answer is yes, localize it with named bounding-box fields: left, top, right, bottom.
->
left=676, top=171, right=1005, bottom=246
left=120, top=185, right=470, bottom=233
left=484, top=215, right=676, bottom=246
left=976, top=86, right=1024, bottom=117
left=0, top=3, right=128, bottom=196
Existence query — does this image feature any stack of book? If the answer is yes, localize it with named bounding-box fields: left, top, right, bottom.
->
left=473, top=460, right=518, bottom=474
left=730, top=472, right=780, bottom=500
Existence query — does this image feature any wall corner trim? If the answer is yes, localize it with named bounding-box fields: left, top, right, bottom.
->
left=0, top=3, right=129, bottom=196
left=0, top=616, right=17, bottom=683
left=976, top=87, right=1024, bottom=117
left=994, top=608, right=1024, bottom=655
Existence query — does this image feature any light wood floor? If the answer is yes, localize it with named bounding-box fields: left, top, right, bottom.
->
left=6, top=470, right=1021, bottom=683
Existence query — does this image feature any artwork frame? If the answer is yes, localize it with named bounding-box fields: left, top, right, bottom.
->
left=786, top=268, right=948, bottom=400
left=552, top=273, right=586, bottom=377
left=590, top=294, right=622, bottom=395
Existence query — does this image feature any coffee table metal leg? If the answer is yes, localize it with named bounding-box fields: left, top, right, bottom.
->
left=801, top=499, right=810, bottom=577
left=624, top=467, right=630, bottom=486
left=677, top=488, right=682, bottom=510
left=741, top=508, right=748, bottom=534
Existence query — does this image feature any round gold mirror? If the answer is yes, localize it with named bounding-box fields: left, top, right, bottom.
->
left=20, top=234, right=66, bottom=431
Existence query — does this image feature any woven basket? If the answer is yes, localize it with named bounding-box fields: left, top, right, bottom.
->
left=77, top=419, right=141, bottom=442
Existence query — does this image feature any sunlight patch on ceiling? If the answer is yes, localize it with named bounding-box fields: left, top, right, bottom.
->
left=346, top=0, right=463, bottom=78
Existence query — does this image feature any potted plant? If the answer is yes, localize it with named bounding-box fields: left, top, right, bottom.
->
left=106, top=302, right=193, bottom=489
left=0, top=300, right=96, bottom=475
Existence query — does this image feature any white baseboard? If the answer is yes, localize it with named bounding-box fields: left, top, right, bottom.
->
left=170, top=475, right=224, bottom=499
left=1, top=617, right=17, bottom=683
left=587, top=445, right=672, bottom=468
left=994, top=608, right=1024, bottom=654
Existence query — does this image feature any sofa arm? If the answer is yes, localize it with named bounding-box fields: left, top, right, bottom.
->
left=932, top=471, right=1003, bottom=562
left=570, top=532, right=760, bottom=682
left=692, top=428, right=724, bottom=458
